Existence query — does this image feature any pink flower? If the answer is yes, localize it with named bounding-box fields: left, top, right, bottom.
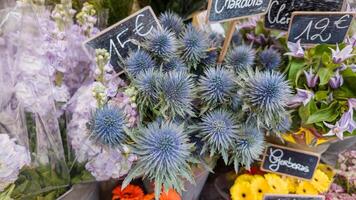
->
left=304, top=68, right=319, bottom=88
left=285, top=40, right=304, bottom=58
left=287, top=89, right=314, bottom=108
left=330, top=44, right=355, bottom=64
left=329, top=70, right=344, bottom=89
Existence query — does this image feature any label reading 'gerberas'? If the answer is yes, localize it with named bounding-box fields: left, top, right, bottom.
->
left=261, top=144, right=320, bottom=180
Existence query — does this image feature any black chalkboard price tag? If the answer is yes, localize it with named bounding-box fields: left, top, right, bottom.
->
left=263, top=194, right=325, bottom=200
left=287, top=12, right=354, bottom=45
left=207, top=0, right=272, bottom=23
left=265, top=0, right=345, bottom=31
left=84, top=6, right=160, bottom=72
left=261, top=144, right=320, bottom=180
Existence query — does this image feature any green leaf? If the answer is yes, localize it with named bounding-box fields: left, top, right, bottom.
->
left=317, top=68, right=333, bottom=86
left=306, top=102, right=340, bottom=124
left=288, top=60, right=305, bottom=86
left=314, top=44, right=332, bottom=56
left=315, top=91, right=329, bottom=101
left=298, top=99, right=317, bottom=124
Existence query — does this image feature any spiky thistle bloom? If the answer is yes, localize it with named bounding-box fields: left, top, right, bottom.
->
left=180, top=24, right=208, bottom=67
left=134, top=68, right=161, bottom=107
left=89, top=105, right=127, bottom=147
left=146, top=28, right=178, bottom=59
left=162, top=57, right=187, bottom=72
left=201, top=50, right=218, bottom=67
left=226, top=45, right=255, bottom=72
left=259, top=48, right=281, bottom=70
left=238, top=70, right=291, bottom=127
left=198, top=67, right=236, bottom=106
left=157, top=70, right=195, bottom=117
left=159, top=11, right=185, bottom=36
left=126, top=50, right=155, bottom=76
left=123, top=121, right=195, bottom=198
left=232, top=127, right=265, bottom=172
left=198, top=109, right=238, bottom=164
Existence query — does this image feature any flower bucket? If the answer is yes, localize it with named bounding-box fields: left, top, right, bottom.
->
left=56, top=183, right=99, bottom=200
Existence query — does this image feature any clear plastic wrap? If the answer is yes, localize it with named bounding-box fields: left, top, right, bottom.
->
left=0, top=1, right=70, bottom=198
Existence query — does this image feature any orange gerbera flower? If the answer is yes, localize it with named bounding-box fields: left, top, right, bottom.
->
left=144, top=189, right=181, bottom=200
left=160, top=189, right=181, bottom=200
left=112, top=184, right=145, bottom=200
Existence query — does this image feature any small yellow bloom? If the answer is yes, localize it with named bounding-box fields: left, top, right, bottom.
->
left=230, top=181, right=255, bottom=200
left=318, top=164, right=335, bottom=179
left=284, top=176, right=298, bottom=193
left=235, top=174, right=254, bottom=184
left=296, top=181, right=318, bottom=195
left=311, top=169, right=331, bottom=193
left=264, top=174, right=289, bottom=194
left=251, top=176, right=270, bottom=200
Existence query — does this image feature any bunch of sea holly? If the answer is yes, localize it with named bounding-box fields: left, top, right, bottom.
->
left=120, top=12, right=292, bottom=198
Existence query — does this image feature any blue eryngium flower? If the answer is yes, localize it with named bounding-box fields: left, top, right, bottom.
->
left=239, top=70, right=291, bottom=127
left=259, top=48, right=281, bottom=70
left=162, top=57, right=187, bottom=72
left=226, top=45, right=255, bottom=72
left=198, top=109, right=238, bottom=164
left=232, top=126, right=264, bottom=172
left=90, top=106, right=126, bottom=147
left=134, top=68, right=160, bottom=106
left=146, top=28, right=177, bottom=59
left=181, top=24, right=208, bottom=67
left=158, top=70, right=195, bottom=117
left=126, top=50, right=155, bottom=76
left=123, top=121, right=194, bottom=198
left=159, top=11, right=185, bottom=36
left=198, top=67, right=236, bottom=105
left=201, top=50, right=218, bottom=67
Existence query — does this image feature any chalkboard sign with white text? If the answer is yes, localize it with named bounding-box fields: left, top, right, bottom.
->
left=261, top=145, right=320, bottom=180
left=207, top=0, right=271, bottom=23
left=265, top=0, right=345, bottom=31
left=84, top=6, right=160, bottom=72
left=288, top=12, right=353, bottom=45
left=263, top=194, right=325, bottom=200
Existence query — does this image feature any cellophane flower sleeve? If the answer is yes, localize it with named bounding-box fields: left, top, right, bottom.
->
left=0, top=1, right=70, bottom=199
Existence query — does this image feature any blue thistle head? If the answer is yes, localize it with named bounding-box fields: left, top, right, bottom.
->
left=231, top=92, right=243, bottom=112
left=157, top=70, right=195, bottom=117
left=123, top=121, right=194, bottom=198
left=90, top=105, right=126, bottom=147
left=126, top=50, right=155, bottom=76
left=226, top=45, right=255, bottom=72
left=134, top=68, right=161, bottom=106
left=232, top=126, right=264, bottom=172
left=259, top=48, right=281, bottom=70
left=198, top=67, right=236, bottom=105
left=146, top=28, right=178, bottom=59
left=273, top=114, right=292, bottom=133
left=208, top=32, right=224, bottom=47
left=198, top=109, right=238, bottom=164
left=201, top=50, right=218, bottom=67
left=238, top=70, right=291, bottom=127
left=162, top=57, right=187, bottom=72
left=180, top=24, right=208, bottom=66
left=159, top=11, right=185, bottom=36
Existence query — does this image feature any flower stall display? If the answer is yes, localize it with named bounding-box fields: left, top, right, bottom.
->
left=0, top=0, right=355, bottom=199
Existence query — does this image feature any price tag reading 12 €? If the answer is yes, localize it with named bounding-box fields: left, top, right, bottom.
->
left=287, top=12, right=354, bottom=45
left=84, top=6, right=160, bottom=73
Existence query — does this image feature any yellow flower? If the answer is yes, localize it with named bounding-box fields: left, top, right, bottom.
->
left=296, top=181, right=318, bottom=195
left=318, top=164, right=335, bottom=179
left=230, top=182, right=255, bottom=200
left=251, top=176, right=270, bottom=200
left=235, top=174, right=254, bottom=184
left=284, top=176, right=298, bottom=193
left=311, top=169, right=331, bottom=193
left=264, top=174, right=289, bottom=194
